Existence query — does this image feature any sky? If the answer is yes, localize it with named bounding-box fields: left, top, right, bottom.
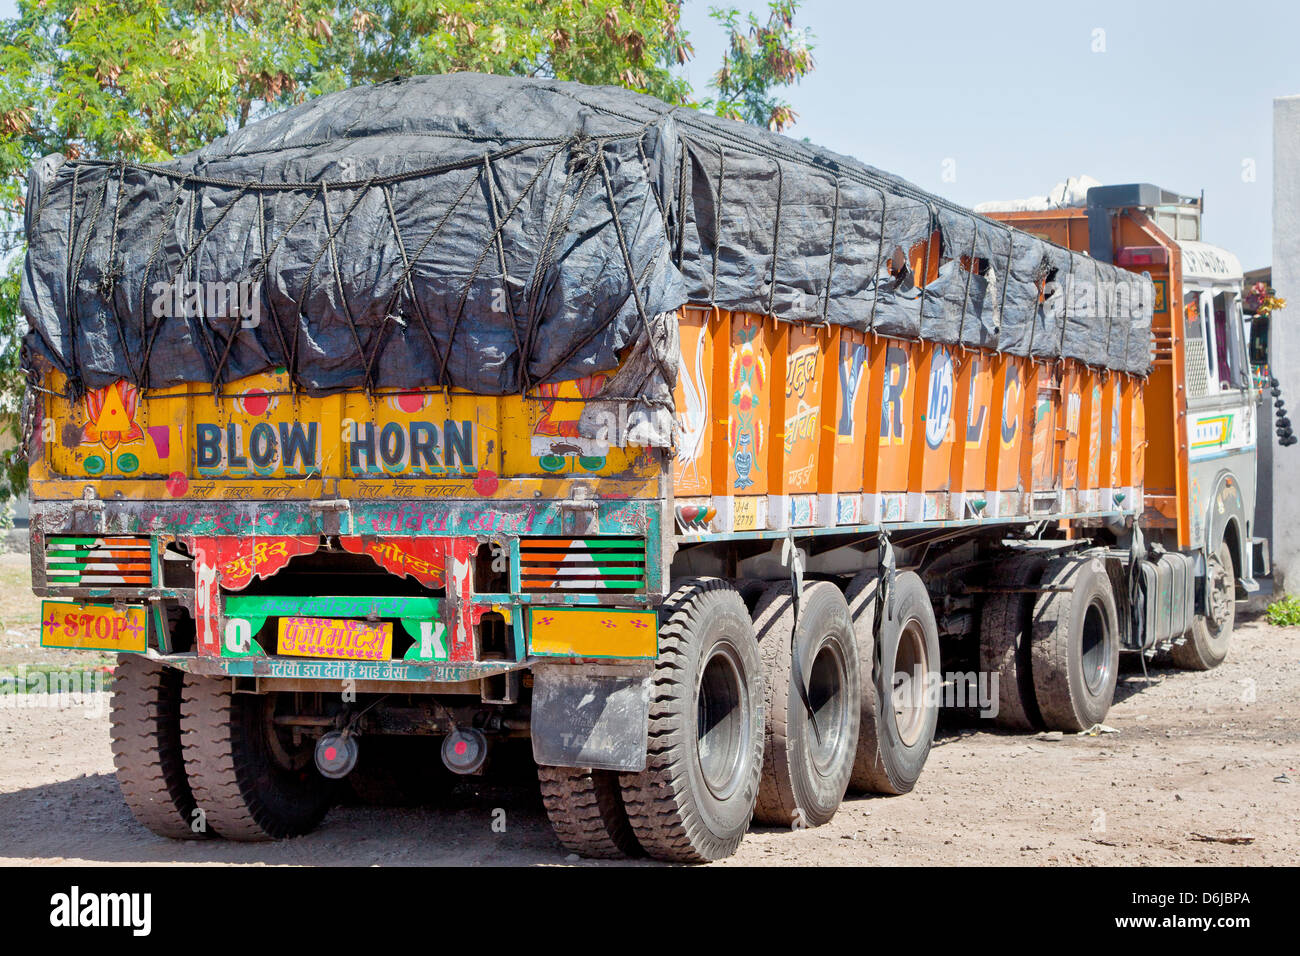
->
left=1, top=0, right=1294, bottom=268
left=679, top=0, right=1297, bottom=271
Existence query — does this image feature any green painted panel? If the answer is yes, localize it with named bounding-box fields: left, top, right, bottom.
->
left=224, top=594, right=441, bottom=619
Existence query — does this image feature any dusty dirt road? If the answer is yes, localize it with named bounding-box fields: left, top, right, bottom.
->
left=1, top=574, right=1296, bottom=865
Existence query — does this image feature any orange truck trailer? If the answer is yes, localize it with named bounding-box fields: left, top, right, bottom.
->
left=18, top=76, right=1265, bottom=862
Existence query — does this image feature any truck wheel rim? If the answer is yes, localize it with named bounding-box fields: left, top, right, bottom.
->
left=892, top=620, right=929, bottom=747
left=264, top=696, right=312, bottom=772
left=1207, top=558, right=1233, bottom=631
left=806, top=638, right=850, bottom=776
left=696, top=641, right=750, bottom=801
left=1081, top=600, right=1111, bottom=695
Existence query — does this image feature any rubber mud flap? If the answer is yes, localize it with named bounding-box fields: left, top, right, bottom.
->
left=530, top=663, right=652, bottom=773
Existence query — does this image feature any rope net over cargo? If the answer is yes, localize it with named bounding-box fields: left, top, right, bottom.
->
left=20, top=73, right=1153, bottom=451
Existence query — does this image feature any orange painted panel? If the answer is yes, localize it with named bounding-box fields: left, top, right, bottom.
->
left=1084, top=373, right=1102, bottom=490
left=961, top=353, right=994, bottom=492
left=874, top=339, right=919, bottom=493
left=725, top=314, right=775, bottom=495
left=1130, top=377, right=1146, bottom=488
left=987, top=354, right=1028, bottom=493
left=918, top=344, right=959, bottom=493
left=673, top=307, right=715, bottom=497
left=1101, top=374, right=1120, bottom=489
left=1031, top=364, right=1060, bottom=493
left=1061, top=365, right=1084, bottom=491
left=772, top=323, right=825, bottom=494
left=828, top=328, right=871, bottom=494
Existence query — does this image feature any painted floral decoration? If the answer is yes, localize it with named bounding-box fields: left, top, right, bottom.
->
left=82, top=381, right=144, bottom=449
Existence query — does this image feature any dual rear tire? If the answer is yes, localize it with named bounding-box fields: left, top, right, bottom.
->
left=112, top=663, right=334, bottom=841
left=978, top=551, right=1121, bottom=733
left=543, top=573, right=925, bottom=860
left=110, top=655, right=207, bottom=840
left=751, top=581, right=861, bottom=828
left=849, top=571, right=941, bottom=795
left=179, top=673, right=334, bottom=840
left=615, top=577, right=766, bottom=862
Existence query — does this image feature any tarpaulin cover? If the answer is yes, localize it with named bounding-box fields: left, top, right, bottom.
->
left=20, top=73, right=1154, bottom=451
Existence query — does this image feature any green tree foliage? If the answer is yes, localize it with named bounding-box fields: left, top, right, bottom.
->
left=0, top=0, right=813, bottom=503
left=705, top=0, right=813, bottom=132
left=312, top=1, right=693, bottom=103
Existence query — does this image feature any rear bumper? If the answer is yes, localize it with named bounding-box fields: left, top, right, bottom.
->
left=29, top=497, right=667, bottom=677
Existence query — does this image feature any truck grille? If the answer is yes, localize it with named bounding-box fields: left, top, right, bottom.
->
left=518, top=537, right=647, bottom=592
left=44, top=535, right=152, bottom=587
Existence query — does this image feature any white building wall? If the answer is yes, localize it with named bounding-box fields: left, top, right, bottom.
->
left=1271, top=95, right=1300, bottom=586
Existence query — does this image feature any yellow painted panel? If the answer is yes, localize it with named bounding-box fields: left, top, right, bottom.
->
left=528, top=607, right=658, bottom=658
left=40, top=601, right=148, bottom=652
left=277, top=616, right=393, bottom=661
left=34, top=366, right=658, bottom=498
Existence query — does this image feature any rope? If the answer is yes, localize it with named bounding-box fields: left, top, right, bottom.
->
left=320, top=179, right=378, bottom=393
left=822, top=178, right=840, bottom=323
left=482, top=153, right=528, bottom=391
left=766, top=159, right=783, bottom=316
left=710, top=146, right=724, bottom=309
left=436, top=137, right=565, bottom=389
left=955, top=216, right=979, bottom=346
left=519, top=140, right=597, bottom=380
left=137, top=182, right=188, bottom=393
left=597, top=148, right=673, bottom=389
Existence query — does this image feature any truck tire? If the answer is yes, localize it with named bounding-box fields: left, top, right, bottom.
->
left=844, top=571, right=880, bottom=793
left=1030, top=554, right=1120, bottom=732
left=853, top=571, right=941, bottom=795
left=619, top=578, right=764, bottom=863
left=978, top=554, right=1047, bottom=731
left=1171, top=539, right=1234, bottom=671
left=751, top=581, right=860, bottom=828
left=110, top=655, right=207, bottom=840
left=538, top=766, right=641, bottom=859
left=180, top=674, right=334, bottom=840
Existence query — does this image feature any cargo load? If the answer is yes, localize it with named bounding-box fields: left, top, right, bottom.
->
left=22, top=73, right=1152, bottom=457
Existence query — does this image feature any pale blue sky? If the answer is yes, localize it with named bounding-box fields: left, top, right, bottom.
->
left=2, top=0, right=1292, bottom=267
left=681, top=0, right=1294, bottom=270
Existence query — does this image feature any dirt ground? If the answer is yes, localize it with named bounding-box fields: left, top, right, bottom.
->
left=0, top=547, right=1296, bottom=866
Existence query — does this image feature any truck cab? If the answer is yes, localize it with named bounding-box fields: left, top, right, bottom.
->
left=988, top=184, right=1268, bottom=658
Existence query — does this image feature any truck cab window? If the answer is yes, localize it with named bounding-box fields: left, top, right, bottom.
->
left=1249, top=312, right=1270, bottom=379
left=1213, top=290, right=1248, bottom=390
left=1185, top=288, right=1217, bottom=384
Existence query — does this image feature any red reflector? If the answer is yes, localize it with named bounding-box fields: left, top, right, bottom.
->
left=1117, top=245, right=1169, bottom=267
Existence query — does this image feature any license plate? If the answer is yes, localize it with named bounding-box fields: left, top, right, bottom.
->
left=40, top=600, right=148, bottom=652
left=277, top=616, right=393, bottom=661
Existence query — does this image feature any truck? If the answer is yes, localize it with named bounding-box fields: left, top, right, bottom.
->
left=18, top=74, right=1265, bottom=863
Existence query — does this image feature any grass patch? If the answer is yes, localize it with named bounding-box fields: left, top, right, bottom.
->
left=1266, top=594, right=1300, bottom=627
left=0, top=553, right=41, bottom=634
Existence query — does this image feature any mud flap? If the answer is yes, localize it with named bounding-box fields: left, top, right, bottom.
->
left=530, top=662, right=653, bottom=773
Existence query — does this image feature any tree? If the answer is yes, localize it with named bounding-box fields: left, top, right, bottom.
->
left=705, top=0, right=814, bottom=132
left=0, top=0, right=813, bottom=506
left=311, top=1, right=693, bottom=104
